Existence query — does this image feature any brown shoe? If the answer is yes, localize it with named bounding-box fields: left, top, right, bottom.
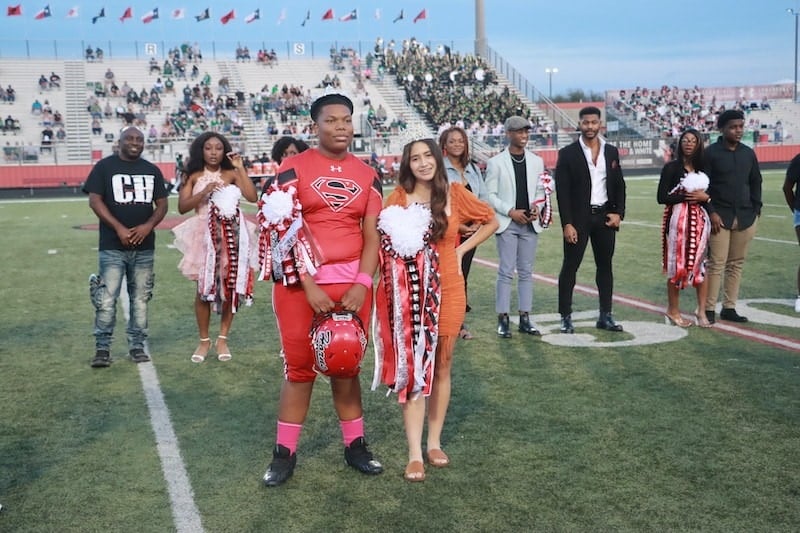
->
left=427, top=449, right=450, bottom=467
left=404, top=460, right=425, bottom=482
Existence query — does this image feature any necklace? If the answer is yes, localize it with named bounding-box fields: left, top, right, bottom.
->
left=510, top=152, right=525, bottom=164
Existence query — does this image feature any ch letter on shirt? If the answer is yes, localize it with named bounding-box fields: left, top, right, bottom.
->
left=111, top=174, right=155, bottom=204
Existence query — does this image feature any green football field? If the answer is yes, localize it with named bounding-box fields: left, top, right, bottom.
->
left=1, top=170, right=798, bottom=532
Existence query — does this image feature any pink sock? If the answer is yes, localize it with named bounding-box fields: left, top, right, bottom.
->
left=340, top=416, right=365, bottom=447
left=276, top=421, right=303, bottom=454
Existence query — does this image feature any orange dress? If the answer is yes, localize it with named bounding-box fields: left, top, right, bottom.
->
left=374, top=183, right=494, bottom=401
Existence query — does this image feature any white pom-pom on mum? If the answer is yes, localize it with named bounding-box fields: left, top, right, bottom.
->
left=682, top=171, right=709, bottom=192
left=260, top=188, right=295, bottom=225
left=378, top=203, right=432, bottom=258
left=211, top=184, right=242, bottom=218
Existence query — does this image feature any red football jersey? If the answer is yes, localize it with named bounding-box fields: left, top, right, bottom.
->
left=274, top=149, right=382, bottom=265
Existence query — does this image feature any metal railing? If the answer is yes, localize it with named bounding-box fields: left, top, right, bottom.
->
left=483, top=45, right=576, bottom=131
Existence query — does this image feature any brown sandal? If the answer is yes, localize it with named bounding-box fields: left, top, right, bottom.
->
left=404, top=460, right=425, bottom=482
left=427, top=449, right=450, bottom=467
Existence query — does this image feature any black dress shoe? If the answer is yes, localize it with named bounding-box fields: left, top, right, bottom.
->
left=518, top=313, right=541, bottom=336
left=705, top=310, right=716, bottom=324
left=497, top=314, right=512, bottom=338
left=344, top=437, right=383, bottom=475
left=719, top=308, right=748, bottom=323
left=560, top=315, right=575, bottom=334
left=263, top=444, right=297, bottom=487
left=596, top=312, right=623, bottom=332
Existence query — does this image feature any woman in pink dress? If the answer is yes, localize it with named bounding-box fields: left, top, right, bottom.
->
left=173, top=132, right=258, bottom=361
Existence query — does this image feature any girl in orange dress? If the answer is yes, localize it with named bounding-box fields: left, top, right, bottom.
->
left=172, top=132, right=258, bottom=362
left=373, top=139, right=498, bottom=482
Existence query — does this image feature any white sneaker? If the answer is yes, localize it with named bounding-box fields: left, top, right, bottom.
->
left=795, top=296, right=800, bottom=313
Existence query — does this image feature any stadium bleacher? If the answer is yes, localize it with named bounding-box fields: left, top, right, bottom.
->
left=609, top=84, right=795, bottom=143
left=1, top=42, right=798, bottom=191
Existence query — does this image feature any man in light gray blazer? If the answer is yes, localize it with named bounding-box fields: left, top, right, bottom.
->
left=485, top=116, right=554, bottom=338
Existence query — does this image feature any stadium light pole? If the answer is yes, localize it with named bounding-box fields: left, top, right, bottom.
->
left=545, top=67, right=558, bottom=123
left=789, top=8, right=799, bottom=103
left=545, top=67, right=558, bottom=99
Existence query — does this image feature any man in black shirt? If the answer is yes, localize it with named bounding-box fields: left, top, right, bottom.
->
left=485, top=116, right=550, bottom=338
left=703, top=110, right=762, bottom=324
left=83, top=126, right=169, bottom=367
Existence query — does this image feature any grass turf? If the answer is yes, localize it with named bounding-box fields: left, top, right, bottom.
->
left=0, top=170, right=798, bottom=532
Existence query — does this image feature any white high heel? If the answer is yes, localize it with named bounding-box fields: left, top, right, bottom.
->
left=664, top=314, right=692, bottom=328
left=191, top=338, right=211, bottom=363
left=216, top=335, right=232, bottom=362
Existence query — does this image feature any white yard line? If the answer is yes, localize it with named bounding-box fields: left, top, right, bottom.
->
left=138, top=362, right=205, bottom=533
left=120, top=281, right=204, bottom=532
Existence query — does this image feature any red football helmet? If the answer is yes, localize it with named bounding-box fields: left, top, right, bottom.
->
left=309, top=310, right=368, bottom=378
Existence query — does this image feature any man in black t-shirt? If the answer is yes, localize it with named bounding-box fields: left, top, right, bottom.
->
left=83, top=126, right=169, bottom=367
left=485, top=116, right=550, bottom=338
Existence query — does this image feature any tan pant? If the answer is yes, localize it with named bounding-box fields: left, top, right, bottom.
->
left=705, top=218, right=758, bottom=310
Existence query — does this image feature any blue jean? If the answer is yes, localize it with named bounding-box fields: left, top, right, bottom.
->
left=495, top=221, right=539, bottom=314
left=90, top=249, right=155, bottom=351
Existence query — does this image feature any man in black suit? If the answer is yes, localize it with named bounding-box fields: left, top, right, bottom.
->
left=555, top=106, right=626, bottom=333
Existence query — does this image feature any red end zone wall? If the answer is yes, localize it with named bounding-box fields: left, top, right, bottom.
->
left=0, top=162, right=177, bottom=189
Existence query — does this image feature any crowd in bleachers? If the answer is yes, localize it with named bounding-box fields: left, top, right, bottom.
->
left=377, top=37, right=534, bottom=135
left=1, top=69, right=67, bottom=157
left=80, top=42, right=258, bottom=147
left=247, top=82, right=314, bottom=139
left=0, top=71, right=62, bottom=161
left=256, top=48, right=279, bottom=67
left=612, top=85, right=783, bottom=142
left=166, top=79, right=245, bottom=139
left=330, top=44, right=409, bottom=142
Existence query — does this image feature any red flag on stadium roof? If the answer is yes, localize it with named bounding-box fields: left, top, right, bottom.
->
left=34, top=5, right=51, bottom=20
left=220, top=9, right=234, bottom=24
left=119, top=7, right=132, bottom=22
left=321, top=8, right=333, bottom=20
left=141, top=8, right=158, bottom=23
left=413, top=9, right=426, bottom=23
left=6, top=5, right=21, bottom=16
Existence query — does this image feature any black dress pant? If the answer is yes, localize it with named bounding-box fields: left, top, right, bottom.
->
left=460, top=234, right=477, bottom=312
left=558, top=209, right=616, bottom=316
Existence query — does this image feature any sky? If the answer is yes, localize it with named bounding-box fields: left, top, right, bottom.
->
left=0, top=0, right=795, bottom=97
